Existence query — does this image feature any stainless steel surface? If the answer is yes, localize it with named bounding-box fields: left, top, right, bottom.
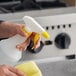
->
left=14, top=58, right=76, bottom=76
left=37, top=59, right=76, bottom=76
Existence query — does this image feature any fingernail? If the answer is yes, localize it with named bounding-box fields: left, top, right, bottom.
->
left=16, top=45, right=20, bottom=48
left=19, top=48, right=23, bottom=51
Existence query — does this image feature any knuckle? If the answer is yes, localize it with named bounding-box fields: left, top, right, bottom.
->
left=1, top=65, right=8, bottom=72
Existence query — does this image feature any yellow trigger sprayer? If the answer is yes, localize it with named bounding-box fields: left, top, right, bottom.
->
left=23, top=16, right=50, bottom=53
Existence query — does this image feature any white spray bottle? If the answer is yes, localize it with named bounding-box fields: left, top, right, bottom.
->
left=0, top=16, right=50, bottom=62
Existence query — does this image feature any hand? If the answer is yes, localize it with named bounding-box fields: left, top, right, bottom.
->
left=0, top=21, right=27, bottom=38
left=0, top=21, right=41, bottom=51
left=16, top=32, right=41, bottom=51
left=0, top=65, right=26, bottom=76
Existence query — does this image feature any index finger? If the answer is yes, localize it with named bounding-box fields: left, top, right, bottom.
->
left=7, top=65, right=26, bottom=76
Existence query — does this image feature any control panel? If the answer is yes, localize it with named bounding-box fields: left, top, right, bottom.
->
left=18, top=13, right=75, bottom=61
left=34, top=14, right=76, bottom=56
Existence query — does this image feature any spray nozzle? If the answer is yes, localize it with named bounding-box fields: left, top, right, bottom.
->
left=22, top=16, right=50, bottom=52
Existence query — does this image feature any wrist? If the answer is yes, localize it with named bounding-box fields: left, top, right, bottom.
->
left=0, top=21, right=11, bottom=38
left=0, top=21, right=10, bottom=30
left=0, top=20, right=5, bottom=27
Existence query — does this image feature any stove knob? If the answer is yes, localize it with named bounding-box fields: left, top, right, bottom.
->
left=55, top=33, right=71, bottom=49
left=27, top=40, right=44, bottom=53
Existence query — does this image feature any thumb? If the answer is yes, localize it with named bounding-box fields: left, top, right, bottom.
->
left=19, top=25, right=27, bottom=37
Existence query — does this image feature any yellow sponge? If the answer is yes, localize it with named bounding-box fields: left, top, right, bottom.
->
left=15, top=61, right=42, bottom=76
